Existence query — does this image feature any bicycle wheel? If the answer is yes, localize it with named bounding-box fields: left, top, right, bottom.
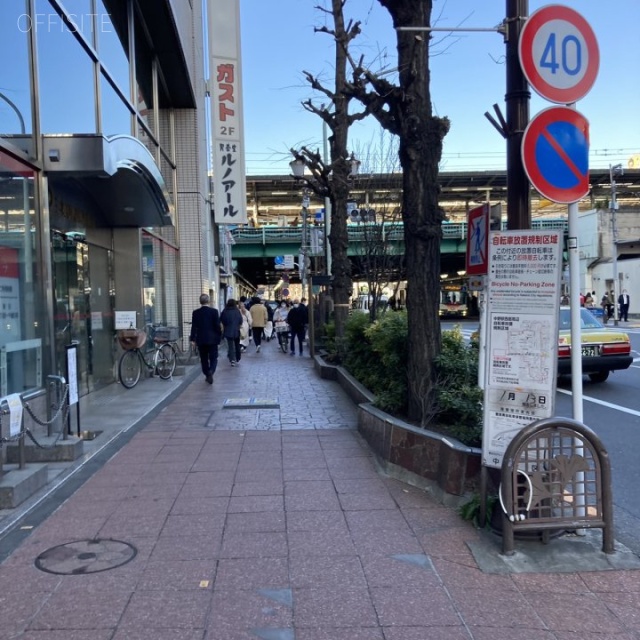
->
left=279, top=332, right=288, bottom=353
left=155, top=343, right=177, bottom=379
left=119, top=350, right=142, bottom=388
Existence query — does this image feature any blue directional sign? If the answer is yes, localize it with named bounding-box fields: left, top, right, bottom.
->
left=522, top=106, right=590, bottom=204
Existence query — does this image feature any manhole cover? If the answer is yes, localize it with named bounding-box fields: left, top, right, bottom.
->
left=223, top=397, right=280, bottom=409
left=35, top=539, right=137, bottom=575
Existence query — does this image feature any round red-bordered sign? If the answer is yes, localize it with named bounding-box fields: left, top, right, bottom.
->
left=522, top=106, right=590, bottom=204
left=519, top=5, right=599, bottom=104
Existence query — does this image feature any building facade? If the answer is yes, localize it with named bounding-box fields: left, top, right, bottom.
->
left=0, top=0, right=216, bottom=399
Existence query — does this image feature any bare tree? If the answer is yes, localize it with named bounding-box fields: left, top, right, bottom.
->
left=344, top=1, right=450, bottom=423
left=350, top=133, right=404, bottom=321
left=290, top=0, right=370, bottom=346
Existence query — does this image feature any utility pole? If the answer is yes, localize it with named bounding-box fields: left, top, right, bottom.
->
left=505, top=0, right=531, bottom=230
left=610, top=163, right=623, bottom=326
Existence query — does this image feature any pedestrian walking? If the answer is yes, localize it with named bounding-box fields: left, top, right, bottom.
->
left=618, top=289, right=630, bottom=321
left=239, top=302, right=252, bottom=352
left=249, top=296, right=268, bottom=351
left=220, top=298, right=243, bottom=366
left=601, top=291, right=612, bottom=323
left=189, top=293, right=222, bottom=384
left=287, top=298, right=308, bottom=356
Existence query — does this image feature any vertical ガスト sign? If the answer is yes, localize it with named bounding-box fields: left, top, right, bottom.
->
left=482, top=230, right=562, bottom=468
left=208, top=0, right=247, bottom=224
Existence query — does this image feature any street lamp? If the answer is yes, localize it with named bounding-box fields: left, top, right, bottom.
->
left=609, top=163, right=623, bottom=326
left=289, top=157, right=305, bottom=179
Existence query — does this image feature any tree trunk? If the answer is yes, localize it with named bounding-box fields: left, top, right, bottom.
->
left=380, top=0, right=449, bottom=422
left=328, top=0, right=352, bottom=343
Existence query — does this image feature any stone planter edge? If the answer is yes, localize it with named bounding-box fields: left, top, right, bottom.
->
left=313, top=354, right=482, bottom=506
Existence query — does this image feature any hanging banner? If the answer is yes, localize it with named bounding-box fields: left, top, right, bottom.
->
left=208, top=0, right=247, bottom=224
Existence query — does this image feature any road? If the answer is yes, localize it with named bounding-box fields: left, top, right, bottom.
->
left=444, top=319, right=640, bottom=556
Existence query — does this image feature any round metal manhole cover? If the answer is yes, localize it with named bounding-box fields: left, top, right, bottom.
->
left=35, top=539, right=137, bottom=575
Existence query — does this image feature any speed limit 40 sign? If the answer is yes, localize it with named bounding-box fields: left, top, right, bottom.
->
left=519, top=5, right=599, bottom=104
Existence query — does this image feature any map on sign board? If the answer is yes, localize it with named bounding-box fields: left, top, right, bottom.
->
left=482, top=230, right=562, bottom=469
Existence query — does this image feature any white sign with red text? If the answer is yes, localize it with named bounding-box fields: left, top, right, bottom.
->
left=208, top=0, right=247, bottom=224
left=482, top=230, right=562, bottom=468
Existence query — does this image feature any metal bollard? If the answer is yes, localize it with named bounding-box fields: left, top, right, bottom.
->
left=46, top=375, right=67, bottom=439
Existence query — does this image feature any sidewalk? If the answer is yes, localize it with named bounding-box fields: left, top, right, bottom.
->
left=1, top=338, right=640, bottom=639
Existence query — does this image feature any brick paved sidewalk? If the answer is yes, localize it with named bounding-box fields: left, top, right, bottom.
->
left=1, top=339, right=640, bottom=639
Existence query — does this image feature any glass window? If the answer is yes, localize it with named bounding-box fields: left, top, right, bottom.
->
left=96, top=0, right=130, bottom=101
left=0, top=1, right=33, bottom=137
left=135, top=17, right=154, bottom=137
left=101, top=72, right=132, bottom=136
left=35, top=0, right=96, bottom=134
left=57, top=0, right=95, bottom=43
left=0, top=149, right=43, bottom=395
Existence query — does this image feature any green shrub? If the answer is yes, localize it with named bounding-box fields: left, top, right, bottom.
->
left=343, top=312, right=408, bottom=414
left=433, top=326, right=483, bottom=446
left=328, top=314, right=482, bottom=447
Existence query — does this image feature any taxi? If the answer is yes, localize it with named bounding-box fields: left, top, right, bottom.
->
left=557, top=307, right=633, bottom=382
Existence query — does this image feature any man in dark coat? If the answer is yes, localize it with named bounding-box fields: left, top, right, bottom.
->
left=189, top=294, right=222, bottom=384
left=287, top=298, right=308, bottom=356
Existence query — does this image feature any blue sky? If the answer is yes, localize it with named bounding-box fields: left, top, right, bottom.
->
left=239, top=0, right=640, bottom=175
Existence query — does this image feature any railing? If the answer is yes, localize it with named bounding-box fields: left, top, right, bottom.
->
left=230, top=218, right=568, bottom=245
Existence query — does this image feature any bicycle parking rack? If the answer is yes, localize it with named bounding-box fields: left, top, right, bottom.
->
left=500, top=416, right=614, bottom=556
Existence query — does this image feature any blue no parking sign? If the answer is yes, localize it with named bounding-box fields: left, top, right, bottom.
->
left=522, top=106, right=589, bottom=204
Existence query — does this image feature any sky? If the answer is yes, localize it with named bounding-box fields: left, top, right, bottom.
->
left=239, top=0, right=640, bottom=175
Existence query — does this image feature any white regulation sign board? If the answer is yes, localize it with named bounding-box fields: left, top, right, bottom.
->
left=482, top=230, right=562, bottom=468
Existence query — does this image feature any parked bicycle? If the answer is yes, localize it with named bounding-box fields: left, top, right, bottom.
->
left=117, top=326, right=177, bottom=389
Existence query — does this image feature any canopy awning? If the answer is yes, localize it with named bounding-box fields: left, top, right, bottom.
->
left=43, top=134, right=173, bottom=228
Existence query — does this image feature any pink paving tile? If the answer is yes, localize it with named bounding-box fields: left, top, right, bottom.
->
left=432, top=558, right=515, bottom=592
left=28, top=588, right=132, bottom=630
left=207, top=589, right=293, bottom=633
left=0, top=591, right=51, bottom=637
left=171, top=496, right=230, bottom=515
left=338, top=493, right=399, bottom=511
left=289, top=555, right=367, bottom=589
left=285, top=493, right=341, bottom=512
left=228, top=495, right=285, bottom=513
left=448, top=586, right=545, bottom=630
left=287, top=529, right=357, bottom=557
left=214, top=556, right=290, bottom=590
left=589, top=591, right=640, bottom=631
left=370, top=585, right=461, bottom=627
left=137, top=559, right=216, bottom=590
left=511, top=571, right=590, bottom=593
left=525, top=592, right=626, bottom=633
left=580, top=569, right=640, bottom=592
left=110, top=496, right=176, bottom=517
left=344, top=509, right=411, bottom=533
left=20, top=631, right=115, bottom=640
left=359, top=553, right=441, bottom=589
left=401, top=506, right=465, bottom=531
left=351, top=529, right=423, bottom=556
left=119, top=590, right=211, bottom=628
left=111, top=629, right=206, bottom=640
left=225, top=511, right=286, bottom=533
left=232, top=481, right=285, bottom=496
left=382, top=627, right=472, bottom=640
left=293, top=587, right=378, bottom=628
left=150, top=533, right=222, bottom=561
left=468, top=629, right=556, bottom=640
left=296, top=629, right=384, bottom=640
left=219, top=531, right=288, bottom=559
left=160, top=514, right=223, bottom=537
left=99, top=513, right=168, bottom=538
left=126, top=483, right=183, bottom=499
left=283, top=467, right=331, bottom=481
left=286, top=510, right=349, bottom=533
left=0, top=562, right=62, bottom=593
left=552, top=633, right=638, bottom=640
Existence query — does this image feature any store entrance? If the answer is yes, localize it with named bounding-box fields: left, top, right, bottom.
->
left=52, top=232, right=114, bottom=395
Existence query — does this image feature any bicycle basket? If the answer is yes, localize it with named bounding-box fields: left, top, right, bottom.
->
left=153, top=326, right=179, bottom=342
left=118, top=329, right=147, bottom=350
